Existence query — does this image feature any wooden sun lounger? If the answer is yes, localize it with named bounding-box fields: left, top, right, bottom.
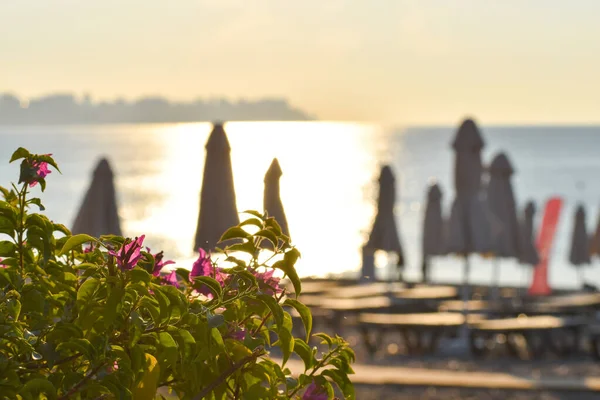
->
left=357, top=312, right=485, bottom=355
left=469, top=315, right=587, bottom=358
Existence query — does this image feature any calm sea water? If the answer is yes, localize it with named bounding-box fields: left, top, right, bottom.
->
left=0, top=122, right=598, bottom=290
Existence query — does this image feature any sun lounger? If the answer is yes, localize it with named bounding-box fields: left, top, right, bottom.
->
left=357, top=312, right=485, bottom=355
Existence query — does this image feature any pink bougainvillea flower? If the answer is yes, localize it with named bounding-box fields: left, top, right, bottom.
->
left=0, top=257, right=6, bottom=268
left=28, top=156, right=52, bottom=187
left=190, top=248, right=212, bottom=278
left=151, top=250, right=175, bottom=277
left=107, top=360, right=119, bottom=373
left=108, top=235, right=145, bottom=270
left=162, top=270, right=180, bottom=288
left=190, top=248, right=227, bottom=298
left=302, top=382, right=328, bottom=400
left=225, top=325, right=246, bottom=341
left=254, top=269, right=282, bottom=296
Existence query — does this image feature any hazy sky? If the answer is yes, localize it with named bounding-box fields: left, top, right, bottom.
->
left=3, top=0, right=600, bottom=124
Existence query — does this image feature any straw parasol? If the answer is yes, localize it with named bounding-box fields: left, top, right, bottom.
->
left=72, top=158, right=122, bottom=237
left=421, top=183, right=445, bottom=282
left=194, top=122, right=239, bottom=251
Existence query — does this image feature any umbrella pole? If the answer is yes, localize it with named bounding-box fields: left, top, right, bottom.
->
left=460, top=255, right=471, bottom=342
left=492, top=257, right=501, bottom=301
left=578, top=267, right=585, bottom=289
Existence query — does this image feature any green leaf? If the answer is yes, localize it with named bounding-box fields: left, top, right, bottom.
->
left=265, top=217, right=283, bottom=235
left=140, top=297, right=161, bottom=326
left=53, top=223, right=71, bottom=236
left=207, top=313, right=225, bottom=329
left=193, top=276, right=223, bottom=299
left=241, top=210, right=264, bottom=219
left=275, top=312, right=294, bottom=366
left=152, top=286, right=171, bottom=324
left=9, top=147, right=31, bottom=163
left=284, top=298, right=313, bottom=341
left=19, top=378, right=57, bottom=399
left=157, top=332, right=178, bottom=367
left=330, top=356, right=355, bottom=375
left=322, top=369, right=354, bottom=399
left=314, top=333, right=334, bottom=347
left=219, top=226, right=251, bottom=242
left=36, top=154, right=61, bottom=173
left=256, top=293, right=284, bottom=329
left=130, top=267, right=151, bottom=284
left=104, top=285, right=125, bottom=326
left=175, top=268, right=190, bottom=282
left=210, top=327, right=225, bottom=352
left=132, top=353, right=160, bottom=400
left=27, top=197, right=45, bottom=211
left=56, top=338, right=95, bottom=360
left=59, top=234, right=98, bottom=256
left=273, top=259, right=301, bottom=298
left=0, top=240, right=16, bottom=257
left=226, top=240, right=256, bottom=255
left=77, top=277, right=100, bottom=306
left=173, top=329, right=196, bottom=360
left=255, top=229, right=278, bottom=247
left=293, top=339, right=315, bottom=370
left=6, top=298, right=21, bottom=321
left=238, top=218, right=264, bottom=229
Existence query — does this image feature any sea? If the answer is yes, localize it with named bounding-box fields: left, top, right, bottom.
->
left=0, top=122, right=598, bottom=290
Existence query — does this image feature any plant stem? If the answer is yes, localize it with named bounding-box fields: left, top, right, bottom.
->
left=58, top=362, right=105, bottom=400
left=192, top=349, right=265, bottom=400
left=287, top=347, right=340, bottom=398
left=251, top=289, right=286, bottom=337
left=17, top=183, right=27, bottom=276
left=20, top=352, right=82, bottom=371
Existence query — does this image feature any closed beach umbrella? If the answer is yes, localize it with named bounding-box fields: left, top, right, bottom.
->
left=487, top=152, right=520, bottom=298
left=446, top=118, right=491, bottom=328
left=569, top=205, right=590, bottom=287
left=194, top=123, right=239, bottom=251
left=72, top=158, right=122, bottom=237
left=264, top=158, right=290, bottom=237
left=519, top=201, right=540, bottom=294
left=365, top=165, right=404, bottom=279
left=519, top=201, right=540, bottom=266
left=447, top=119, right=491, bottom=255
left=422, top=183, right=445, bottom=282
left=263, top=158, right=290, bottom=249
left=589, top=210, right=600, bottom=258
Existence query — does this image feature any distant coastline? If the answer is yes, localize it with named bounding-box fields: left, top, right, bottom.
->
left=0, top=93, right=315, bottom=125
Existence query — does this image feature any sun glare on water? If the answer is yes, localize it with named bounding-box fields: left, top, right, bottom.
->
left=122, top=121, right=389, bottom=277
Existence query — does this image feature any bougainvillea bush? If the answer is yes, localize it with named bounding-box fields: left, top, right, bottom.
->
left=0, top=148, right=354, bottom=399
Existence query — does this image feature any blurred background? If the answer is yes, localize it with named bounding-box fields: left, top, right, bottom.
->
left=3, top=1, right=600, bottom=290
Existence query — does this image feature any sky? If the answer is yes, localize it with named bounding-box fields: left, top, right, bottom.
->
left=3, top=0, right=600, bottom=125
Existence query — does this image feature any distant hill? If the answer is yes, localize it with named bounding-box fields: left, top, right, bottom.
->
left=0, top=93, right=315, bottom=124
